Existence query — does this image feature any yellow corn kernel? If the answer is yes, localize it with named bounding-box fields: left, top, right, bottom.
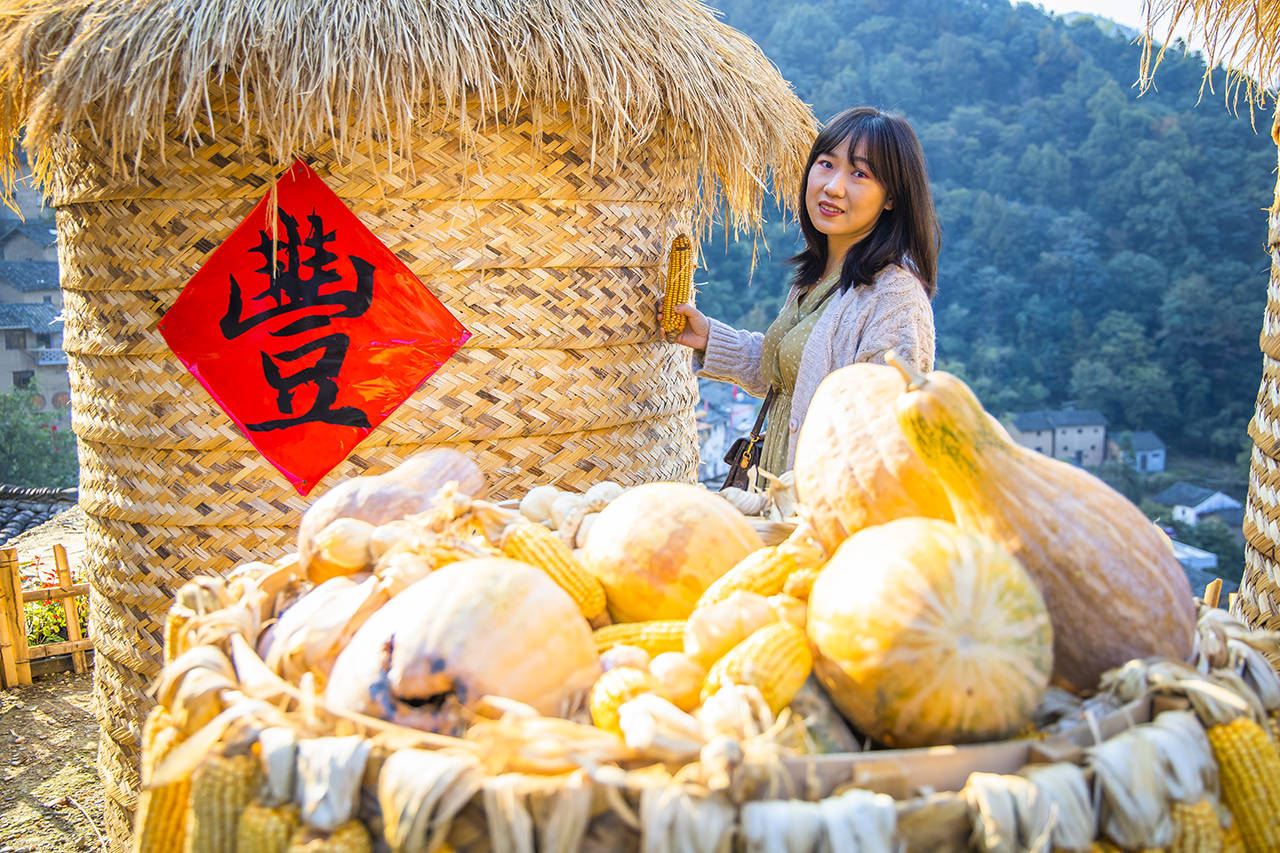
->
left=132, top=706, right=191, bottom=853
left=701, top=621, right=813, bottom=714
left=1171, top=798, right=1224, bottom=852
left=1223, top=819, right=1244, bottom=852
left=501, top=520, right=607, bottom=619
left=1207, top=716, right=1280, bottom=853
left=286, top=820, right=374, bottom=853
left=661, top=234, right=694, bottom=342
left=186, top=752, right=261, bottom=853
left=589, top=666, right=660, bottom=735
left=237, top=802, right=301, bottom=853
left=696, top=546, right=798, bottom=609
left=782, top=567, right=819, bottom=601
left=162, top=610, right=188, bottom=663
left=593, top=620, right=687, bottom=656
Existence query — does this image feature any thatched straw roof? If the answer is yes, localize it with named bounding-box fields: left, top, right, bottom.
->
left=1139, top=0, right=1279, bottom=110
left=0, top=0, right=815, bottom=231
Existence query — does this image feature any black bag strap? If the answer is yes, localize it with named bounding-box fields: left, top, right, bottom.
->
left=748, top=388, right=774, bottom=441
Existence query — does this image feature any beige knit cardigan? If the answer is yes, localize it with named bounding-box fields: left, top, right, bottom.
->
left=694, top=263, right=935, bottom=470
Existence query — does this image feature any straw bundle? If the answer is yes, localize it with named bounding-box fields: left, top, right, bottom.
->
left=0, top=2, right=815, bottom=846
left=1138, top=0, right=1280, bottom=111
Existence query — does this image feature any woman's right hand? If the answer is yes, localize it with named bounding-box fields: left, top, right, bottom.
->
left=671, top=303, right=710, bottom=350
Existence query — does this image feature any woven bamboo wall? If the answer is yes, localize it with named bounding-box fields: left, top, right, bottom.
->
left=44, top=100, right=701, bottom=846
left=1237, top=117, right=1280, bottom=633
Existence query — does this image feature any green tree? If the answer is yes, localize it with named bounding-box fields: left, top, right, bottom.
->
left=0, top=387, right=78, bottom=487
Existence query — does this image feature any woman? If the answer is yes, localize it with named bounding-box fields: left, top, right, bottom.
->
left=671, top=106, right=939, bottom=475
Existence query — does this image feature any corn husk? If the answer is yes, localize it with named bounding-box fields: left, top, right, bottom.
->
left=377, top=748, right=483, bottom=853
left=294, top=736, right=373, bottom=834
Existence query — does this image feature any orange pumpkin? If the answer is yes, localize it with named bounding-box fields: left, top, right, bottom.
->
left=807, top=517, right=1053, bottom=748
left=794, top=363, right=952, bottom=554
left=581, top=482, right=763, bottom=622
left=887, top=355, right=1196, bottom=691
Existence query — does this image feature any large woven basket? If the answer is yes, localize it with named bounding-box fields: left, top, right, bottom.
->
left=1238, top=118, right=1280, bottom=633
left=43, top=101, right=708, bottom=844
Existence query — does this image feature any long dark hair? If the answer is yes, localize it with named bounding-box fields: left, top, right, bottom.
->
left=791, top=107, right=939, bottom=297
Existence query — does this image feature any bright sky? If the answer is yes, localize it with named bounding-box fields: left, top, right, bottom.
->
left=1033, top=0, right=1149, bottom=31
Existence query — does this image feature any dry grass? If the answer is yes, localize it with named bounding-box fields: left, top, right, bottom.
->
left=0, top=0, right=815, bottom=232
left=1139, top=0, right=1280, bottom=116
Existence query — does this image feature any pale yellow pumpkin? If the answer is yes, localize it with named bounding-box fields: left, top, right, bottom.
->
left=581, top=482, right=763, bottom=622
left=794, top=363, right=952, bottom=554
left=324, top=558, right=600, bottom=733
left=807, top=517, right=1053, bottom=748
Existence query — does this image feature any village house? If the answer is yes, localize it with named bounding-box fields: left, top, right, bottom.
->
left=0, top=218, right=68, bottom=424
left=1107, top=430, right=1167, bottom=473
left=1004, top=407, right=1108, bottom=467
left=1151, top=482, right=1244, bottom=528
left=696, top=379, right=764, bottom=486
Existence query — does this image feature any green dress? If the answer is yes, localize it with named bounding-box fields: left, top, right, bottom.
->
left=758, top=272, right=840, bottom=475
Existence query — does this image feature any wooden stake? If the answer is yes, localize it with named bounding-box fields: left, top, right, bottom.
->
left=0, top=548, right=31, bottom=685
left=53, top=545, right=87, bottom=675
left=1204, top=578, right=1223, bottom=610
left=0, top=550, right=18, bottom=688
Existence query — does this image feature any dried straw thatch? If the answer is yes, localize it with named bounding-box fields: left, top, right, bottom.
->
left=0, top=0, right=814, bottom=229
left=1139, top=0, right=1280, bottom=110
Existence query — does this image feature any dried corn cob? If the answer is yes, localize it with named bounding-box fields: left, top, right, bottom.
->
left=701, top=621, right=813, bottom=714
left=661, top=234, right=694, bottom=342
left=593, top=620, right=686, bottom=656
left=286, top=820, right=374, bottom=852
left=1206, top=715, right=1280, bottom=852
left=186, top=751, right=261, bottom=853
left=500, top=520, right=607, bottom=619
left=590, top=666, right=660, bottom=735
left=695, top=546, right=798, bottom=609
left=132, top=706, right=191, bottom=853
left=238, top=803, right=301, bottom=853
left=1171, top=798, right=1225, bottom=852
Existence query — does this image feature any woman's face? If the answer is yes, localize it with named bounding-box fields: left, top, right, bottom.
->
left=805, top=137, right=892, bottom=262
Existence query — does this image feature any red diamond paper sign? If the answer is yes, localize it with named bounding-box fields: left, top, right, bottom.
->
left=159, top=159, right=470, bottom=496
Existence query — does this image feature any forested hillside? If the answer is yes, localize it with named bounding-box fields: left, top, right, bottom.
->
left=698, top=0, right=1273, bottom=463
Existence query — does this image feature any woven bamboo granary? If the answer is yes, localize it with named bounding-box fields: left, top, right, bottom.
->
left=1139, top=1, right=1280, bottom=633
left=0, top=1, right=814, bottom=844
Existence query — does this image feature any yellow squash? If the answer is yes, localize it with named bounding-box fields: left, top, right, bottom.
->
left=887, top=354, right=1196, bottom=691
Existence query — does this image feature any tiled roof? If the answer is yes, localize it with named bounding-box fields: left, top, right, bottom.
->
left=0, top=300, right=62, bottom=332
left=0, top=259, right=59, bottom=292
left=1151, top=482, right=1218, bottom=508
left=0, top=222, right=57, bottom=248
left=1201, top=506, right=1246, bottom=529
left=1011, top=411, right=1053, bottom=431
left=0, top=485, right=78, bottom=547
left=1011, top=407, right=1108, bottom=431
left=1113, top=430, right=1165, bottom=452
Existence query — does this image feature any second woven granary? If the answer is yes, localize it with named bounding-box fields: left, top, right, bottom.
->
left=1140, top=0, right=1280, bottom=635
left=0, top=1, right=815, bottom=844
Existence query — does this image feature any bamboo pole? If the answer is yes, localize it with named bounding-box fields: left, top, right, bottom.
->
left=21, top=583, right=90, bottom=603
left=0, top=548, right=31, bottom=685
left=53, top=545, right=87, bottom=675
left=26, top=637, right=94, bottom=660
left=0, top=550, right=18, bottom=688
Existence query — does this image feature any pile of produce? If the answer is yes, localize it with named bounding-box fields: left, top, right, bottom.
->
left=133, top=360, right=1280, bottom=851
